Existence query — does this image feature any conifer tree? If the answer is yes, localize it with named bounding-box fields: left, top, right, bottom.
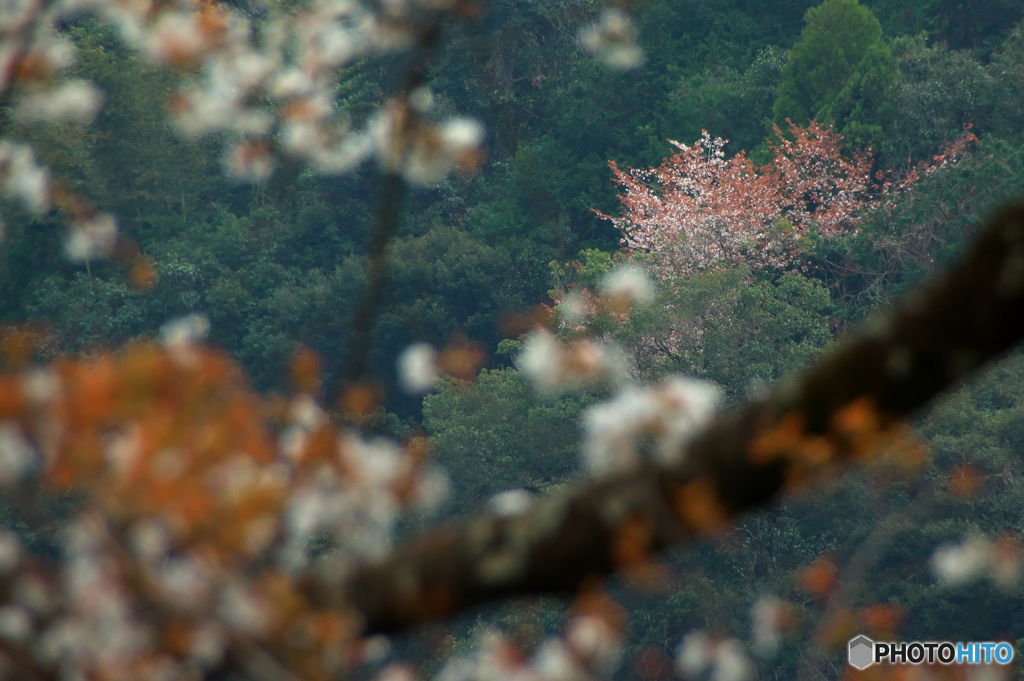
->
left=773, top=0, right=896, bottom=146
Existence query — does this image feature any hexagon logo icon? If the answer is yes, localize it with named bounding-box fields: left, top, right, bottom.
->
left=849, top=635, right=874, bottom=670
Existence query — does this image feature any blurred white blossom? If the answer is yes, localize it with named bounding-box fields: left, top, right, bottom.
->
left=713, top=640, right=754, bottom=681
left=283, top=123, right=373, bottom=174
left=0, top=140, right=50, bottom=215
left=362, top=635, right=392, bottom=664
left=413, top=465, right=451, bottom=516
left=19, top=368, right=60, bottom=406
left=280, top=431, right=449, bottom=571
left=409, top=86, right=435, bottom=112
left=930, top=535, right=1022, bottom=588
left=398, top=342, right=440, bottom=394
left=290, top=393, right=328, bottom=431
left=129, top=519, right=170, bottom=565
left=159, top=556, right=214, bottom=614
left=750, top=595, right=783, bottom=657
left=566, top=613, right=621, bottom=673
left=0, top=605, right=31, bottom=642
left=224, top=139, right=275, bottom=183
left=160, top=313, right=211, bottom=349
left=372, top=102, right=485, bottom=185
left=677, top=631, right=713, bottom=678
left=488, top=489, right=535, bottom=517
left=0, top=0, right=37, bottom=33
left=582, top=377, right=720, bottom=475
left=599, top=264, right=653, bottom=305
left=677, top=633, right=752, bottom=681
left=279, top=394, right=329, bottom=464
left=0, top=531, right=21, bottom=575
left=65, top=212, right=118, bottom=262
left=16, top=80, right=104, bottom=123
left=217, top=580, right=270, bottom=636
left=517, top=329, right=628, bottom=393
left=579, top=9, right=644, bottom=71
left=931, top=535, right=995, bottom=586
left=517, top=329, right=564, bottom=391
left=189, top=620, right=227, bottom=670
left=13, top=574, right=53, bottom=616
left=431, top=612, right=621, bottom=681
left=0, top=421, right=34, bottom=485
left=559, top=291, right=595, bottom=326
left=160, top=313, right=211, bottom=367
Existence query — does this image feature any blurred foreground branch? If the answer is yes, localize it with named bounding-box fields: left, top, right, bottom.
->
left=340, top=18, right=443, bottom=390
left=306, top=204, right=1024, bottom=634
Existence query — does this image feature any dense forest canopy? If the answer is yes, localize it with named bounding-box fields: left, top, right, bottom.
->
left=1, top=0, right=1024, bottom=678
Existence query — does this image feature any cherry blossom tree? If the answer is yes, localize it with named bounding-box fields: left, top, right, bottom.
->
left=598, top=121, right=974, bottom=281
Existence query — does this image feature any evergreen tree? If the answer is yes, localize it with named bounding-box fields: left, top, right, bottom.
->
left=773, top=0, right=895, bottom=146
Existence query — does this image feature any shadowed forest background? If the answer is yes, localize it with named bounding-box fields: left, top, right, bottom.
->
left=3, top=0, right=1024, bottom=678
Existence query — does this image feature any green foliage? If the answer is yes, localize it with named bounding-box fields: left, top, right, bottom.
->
left=822, top=135, right=1024, bottom=321
left=817, top=41, right=896, bottom=149
left=879, top=34, right=988, bottom=167
left=864, top=0, right=1024, bottom=53
left=549, top=247, right=613, bottom=300
left=772, top=0, right=895, bottom=146
left=667, top=46, right=788, bottom=161
left=986, top=26, right=1024, bottom=144
left=612, top=267, right=835, bottom=400
left=422, top=369, right=598, bottom=515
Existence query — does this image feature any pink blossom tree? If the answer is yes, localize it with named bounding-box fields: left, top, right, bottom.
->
left=598, top=121, right=972, bottom=281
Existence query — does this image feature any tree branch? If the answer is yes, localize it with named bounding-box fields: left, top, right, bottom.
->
left=304, top=203, right=1024, bottom=634
left=339, top=18, right=445, bottom=389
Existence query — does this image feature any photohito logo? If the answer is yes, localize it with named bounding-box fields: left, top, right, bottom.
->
left=848, top=636, right=1015, bottom=670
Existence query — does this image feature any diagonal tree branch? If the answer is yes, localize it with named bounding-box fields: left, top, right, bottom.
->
left=304, top=204, right=1024, bottom=635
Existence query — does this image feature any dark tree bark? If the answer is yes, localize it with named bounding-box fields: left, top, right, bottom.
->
left=304, top=204, right=1024, bottom=635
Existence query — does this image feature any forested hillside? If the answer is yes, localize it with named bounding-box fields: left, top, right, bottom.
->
left=2, top=0, right=1024, bottom=679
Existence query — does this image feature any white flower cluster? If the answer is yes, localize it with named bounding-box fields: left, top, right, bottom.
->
left=0, top=421, right=35, bottom=485
left=281, top=412, right=449, bottom=571
left=0, top=0, right=488, bottom=261
left=929, top=534, right=1022, bottom=588
left=15, top=80, right=104, bottom=124
left=371, top=99, right=486, bottom=185
left=0, top=140, right=50, bottom=240
left=398, top=342, right=440, bottom=394
left=159, top=312, right=211, bottom=367
left=431, top=613, right=622, bottom=681
left=582, top=377, right=720, bottom=476
left=83, top=0, right=486, bottom=185
left=0, top=325, right=467, bottom=678
left=598, top=265, right=654, bottom=305
left=37, top=517, right=155, bottom=674
left=517, top=330, right=629, bottom=394
left=65, top=212, right=118, bottom=263
left=578, top=9, right=644, bottom=71
left=749, top=595, right=783, bottom=658
left=488, top=489, right=535, bottom=517
left=19, top=514, right=278, bottom=677
left=677, top=632, right=754, bottom=681
left=558, top=264, right=655, bottom=329
left=0, top=3, right=78, bottom=241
